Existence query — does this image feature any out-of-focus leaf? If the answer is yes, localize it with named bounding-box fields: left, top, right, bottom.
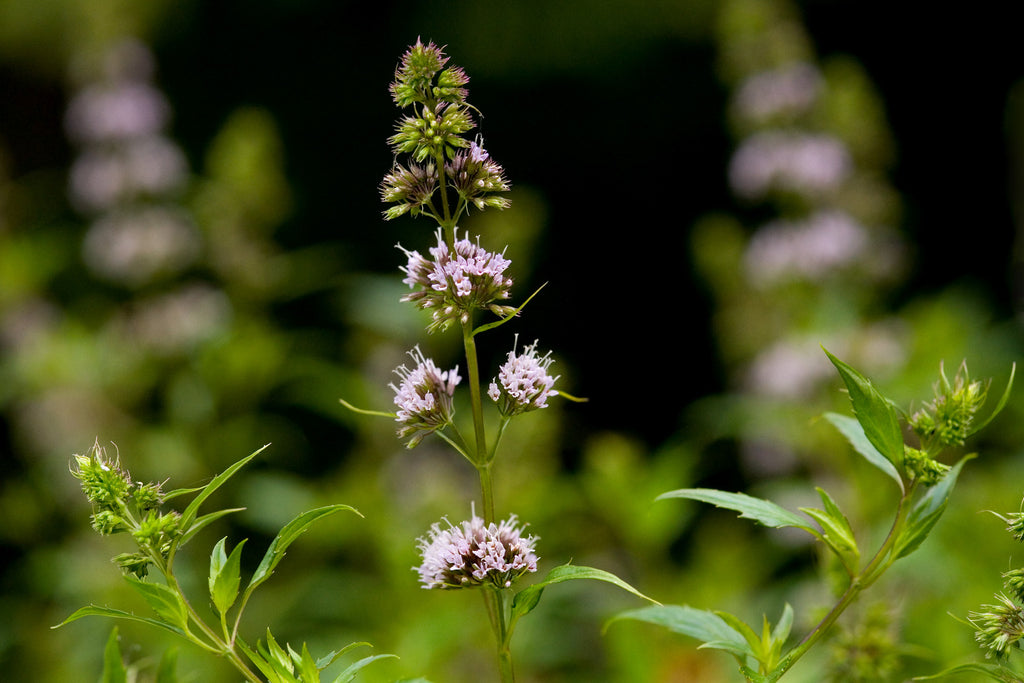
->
left=101, top=627, right=127, bottom=683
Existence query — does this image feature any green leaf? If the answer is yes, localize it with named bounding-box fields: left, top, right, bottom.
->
left=247, top=504, right=361, bottom=595
left=608, top=605, right=754, bottom=660
left=155, top=647, right=180, bottom=683
left=257, top=629, right=297, bottom=680
left=292, top=642, right=319, bottom=683
left=913, top=661, right=1024, bottom=682
left=823, top=412, right=904, bottom=492
left=658, top=489, right=817, bottom=534
left=715, top=611, right=763, bottom=660
left=101, top=627, right=128, bottom=683
left=124, top=576, right=189, bottom=632
left=824, top=348, right=904, bottom=473
left=893, top=455, right=974, bottom=560
left=180, top=444, right=270, bottom=533
left=238, top=637, right=287, bottom=683
left=799, top=487, right=860, bottom=572
left=330, top=654, right=399, bottom=683
left=510, top=563, right=657, bottom=623
left=209, top=537, right=247, bottom=615
left=472, top=282, right=547, bottom=337
left=967, top=362, right=1016, bottom=437
left=315, top=642, right=370, bottom=671
left=52, top=605, right=186, bottom=638
left=179, top=508, right=245, bottom=548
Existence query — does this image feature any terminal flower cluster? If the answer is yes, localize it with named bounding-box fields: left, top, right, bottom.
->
left=381, top=39, right=508, bottom=223
left=399, top=229, right=516, bottom=332
left=489, top=338, right=559, bottom=416
left=415, top=512, right=539, bottom=590
left=71, top=438, right=179, bottom=577
left=390, top=346, right=461, bottom=448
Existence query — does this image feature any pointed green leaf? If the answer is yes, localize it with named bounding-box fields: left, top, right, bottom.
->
left=799, top=488, right=860, bottom=572
left=893, top=455, right=974, bottom=559
left=155, top=647, right=180, bottom=683
left=180, top=444, right=270, bottom=531
left=315, top=642, right=370, bottom=671
left=238, top=637, right=287, bottom=683
left=658, top=489, right=817, bottom=534
left=715, top=610, right=763, bottom=660
left=292, top=643, right=319, bottom=683
left=247, top=504, right=360, bottom=595
left=331, top=654, right=398, bottom=683
left=771, top=603, right=794, bottom=651
left=52, top=605, right=186, bottom=638
left=608, top=604, right=754, bottom=660
left=210, top=537, right=247, bottom=615
left=179, top=508, right=246, bottom=547
left=824, top=348, right=904, bottom=472
left=823, top=412, right=904, bottom=492
left=913, top=661, right=1023, bottom=682
left=967, top=362, right=1016, bottom=437
left=510, top=563, right=657, bottom=622
left=101, top=627, right=128, bottom=683
left=125, top=576, right=189, bottom=632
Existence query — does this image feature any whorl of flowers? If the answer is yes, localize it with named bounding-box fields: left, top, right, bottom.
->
left=415, top=512, right=539, bottom=589
left=488, top=337, right=559, bottom=416
left=398, top=229, right=516, bottom=332
left=389, top=346, right=461, bottom=448
left=445, top=141, right=511, bottom=212
left=969, top=593, right=1024, bottom=659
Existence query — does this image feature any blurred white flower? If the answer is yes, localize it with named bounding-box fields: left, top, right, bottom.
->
left=733, top=62, right=823, bottom=122
left=82, top=207, right=201, bottom=286
left=729, top=131, right=850, bottom=199
left=744, top=210, right=868, bottom=286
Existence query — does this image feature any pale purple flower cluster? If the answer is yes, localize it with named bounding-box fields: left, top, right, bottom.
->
left=488, top=338, right=559, bottom=416
left=389, top=346, right=461, bottom=448
left=415, top=513, right=539, bottom=589
left=728, top=131, right=850, bottom=199
left=398, top=229, right=515, bottom=332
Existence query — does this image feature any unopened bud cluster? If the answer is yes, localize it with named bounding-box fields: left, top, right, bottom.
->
left=903, top=361, right=988, bottom=486
left=909, top=361, right=987, bottom=450
left=71, top=439, right=178, bottom=577
left=969, top=497, right=1024, bottom=659
left=381, top=39, right=509, bottom=223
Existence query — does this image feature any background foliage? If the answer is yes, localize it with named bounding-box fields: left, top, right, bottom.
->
left=2, top=0, right=1024, bottom=681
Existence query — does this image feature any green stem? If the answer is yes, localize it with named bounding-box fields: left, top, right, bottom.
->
left=461, top=319, right=492, bottom=520
left=769, top=489, right=913, bottom=681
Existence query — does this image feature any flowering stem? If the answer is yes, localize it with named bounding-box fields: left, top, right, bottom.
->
left=461, top=318, right=493, bottom=522
left=481, top=587, right=516, bottom=683
left=767, top=487, right=914, bottom=681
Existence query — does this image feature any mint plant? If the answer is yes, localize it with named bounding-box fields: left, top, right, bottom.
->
left=342, top=39, right=655, bottom=682
left=611, top=350, right=1014, bottom=682
left=55, top=440, right=390, bottom=683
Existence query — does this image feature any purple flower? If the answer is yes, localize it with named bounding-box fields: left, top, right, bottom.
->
left=398, top=230, right=515, bottom=332
left=389, top=346, right=461, bottom=448
left=415, top=512, right=539, bottom=589
left=488, top=338, right=559, bottom=416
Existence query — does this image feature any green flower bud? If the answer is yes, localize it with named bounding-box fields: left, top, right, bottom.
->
left=1004, top=568, right=1024, bottom=604
left=114, top=552, right=152, bottom=579
left=90, top=509, right=127, bottom=535
left=131, top=481, right=164, bottom=512
left=969, top=593, right=1024, bottom=659
left=902, top=445, right=950, bottom=486
left=71, top=440, right=130, bottom=508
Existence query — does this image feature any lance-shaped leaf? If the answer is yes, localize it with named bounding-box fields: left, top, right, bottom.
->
left=824, top=348, right=905, bottom=474
left=913, top=661, right=1023, bottom=682
left=331, top=654, right=399, bottom=683
left=799, top=487, right=860, bottom=573
left=52, top=605, right=186, bottom=638
left=893, top=455, right=974, bottom=560
left=155, top=647, right=180, bottom=683
left=967, top=362, right=1016, bottom=438
left=180, top=444, right=270, bottom=533
left=510, top=564, right=657, bottom=625
left=824, top=412, right=904, bottom=493
left=209, top=537, right=247, bottom=615
left=102, top=627, right=128, bottom=683
left=246, top=504, right=360, bottom=596
left=125, top=576, right=190, bottom=632
left=658, top=489, right=818, bottom=536
left=608, top=605, right=754, bottom=661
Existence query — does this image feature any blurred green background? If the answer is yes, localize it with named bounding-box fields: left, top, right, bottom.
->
left=2, top=0, right=1024, bottom=681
